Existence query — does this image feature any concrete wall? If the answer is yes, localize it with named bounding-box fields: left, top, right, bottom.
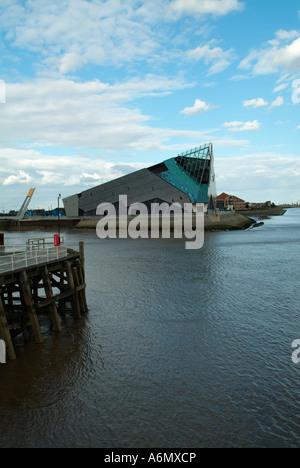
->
left=64, top=169, right=191, bottom=217
left=63, top=194, right=79, bottom=217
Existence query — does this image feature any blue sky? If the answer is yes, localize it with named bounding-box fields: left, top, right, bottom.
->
left=0, top=0, right=300, bottom=211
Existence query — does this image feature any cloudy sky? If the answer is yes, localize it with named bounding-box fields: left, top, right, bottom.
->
left=0, top=0, right=300, bottom=211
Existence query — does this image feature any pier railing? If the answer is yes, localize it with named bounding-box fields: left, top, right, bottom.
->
left=0, top=246, right=68, bottom=274
left=26, top=237, right=64, bottom=249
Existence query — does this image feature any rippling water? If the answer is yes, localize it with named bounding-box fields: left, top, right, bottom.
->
left=1, top=209, right=300, bottom=448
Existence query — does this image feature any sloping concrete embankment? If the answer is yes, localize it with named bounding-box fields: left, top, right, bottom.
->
left=74, top=212, right=254, bottom=231
left=204, top=213, right=255, bottom=231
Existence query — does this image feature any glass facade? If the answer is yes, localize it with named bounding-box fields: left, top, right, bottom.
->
left=149, top=143, right=216, bottom=205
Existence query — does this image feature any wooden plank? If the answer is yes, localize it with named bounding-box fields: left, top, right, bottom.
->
left=76, top=264, right=88, bottom=313
left=0, top=294, right=16, bottom=360
left=36, top=288, right=75, bottom=309
left=35, top=284, right=85, bottom=309
left=73, top=266, right=87, bottom=314
left=79, top=242, right=85, bottom=283
left=19, top=270, right=43, bottom=344
left=66, top=261, right=81, bottom=319
left=41, top=266, right=61, bottom=333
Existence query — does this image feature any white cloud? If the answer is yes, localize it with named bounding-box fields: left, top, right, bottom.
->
left=187, top=42, right=236, bottom=75
left=59, top=53, right=87, bottom=74
left=230, top=74, right=250, bottom=81
left=171, top=0, right=245, bottom=16
left=223, top=120, right=260, bottom=132
left=215, top=151, right=300, bottom=204
left=1, top=76, right=193, bottom=152
left=81, top=172, right=102, bottom=181
left=270, top=96, right=284, bottom=108
left=0, top=0, right=161, bottom=73
left=239, top=30, right=300, bottom=75
left=243, top=98, right=268, bottom=109
left=273, top=83, right=288, bottom=93
left=3, top=170, right=33, bottom=186
left=297, top=125, right=300, bottom=130
left=37, top=171, right=65, bottom=185
left=271, top=29, right=300, bottom=43
left=180, top=99, right=216, bottom=115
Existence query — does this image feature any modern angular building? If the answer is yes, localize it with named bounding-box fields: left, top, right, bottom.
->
left=63, top=143, right=217, bottom=217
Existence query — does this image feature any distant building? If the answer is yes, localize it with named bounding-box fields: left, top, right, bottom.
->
left=249, top=201, right=273, bottom=209
left=26, top=209, right=46, bottom=217
left=216, top=192, right=246, bottom=211
left=63, top=144, right=217, bottom=217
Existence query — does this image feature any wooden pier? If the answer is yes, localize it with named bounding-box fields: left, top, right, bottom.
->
left=0, top=238, right=88, bottom=360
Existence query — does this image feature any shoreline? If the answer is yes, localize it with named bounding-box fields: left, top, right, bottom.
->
left=0, top=212, right=255, bottom=232
left=236, top=206, right=287, bottom=219
left=0, top=206, right=288, bottom=233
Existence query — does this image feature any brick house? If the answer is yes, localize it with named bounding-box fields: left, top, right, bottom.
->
left=216, top=192, right=246, bottom=211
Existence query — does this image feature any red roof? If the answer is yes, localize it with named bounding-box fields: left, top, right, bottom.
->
left=216, top=192, right=231, bottom=200
left=216, top=192, right=245, bottom=203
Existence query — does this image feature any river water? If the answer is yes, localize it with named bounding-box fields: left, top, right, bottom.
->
left=0, top=209, right=300, bottom=448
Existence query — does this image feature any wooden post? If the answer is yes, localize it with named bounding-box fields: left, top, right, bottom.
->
left=41, top=266, right=61, bottom=333
left=32, top=278, right=39, bottom=304
left=0, top=233, right=4, bottom=254
left=66, top=261, right=81, bottom=319
left=76, top=264, right=88, bottom=313
left=0, top=295, right=16, bottom=360
left=79, top=242, right=88, bottom=312
left=79, top=242, right=85, bottom=282
left=19, top=271, right=43, bottom=344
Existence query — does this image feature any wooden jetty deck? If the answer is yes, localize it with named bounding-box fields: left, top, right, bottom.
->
left=0, top=238, right=88, bottom=360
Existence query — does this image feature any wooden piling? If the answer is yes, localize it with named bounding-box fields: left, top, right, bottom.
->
left=19, top=270, right=43, bottom=344
left=41, top=266, right=61, bottom=333
left=0, top=295, right=16, bottom=360
left=0, top=241, right=88, bottom=359
left=66, top=261, right=81, bottom=320
left=79, top=241, right=85, bottom=282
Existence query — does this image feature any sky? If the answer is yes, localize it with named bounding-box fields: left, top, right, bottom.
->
left=0, top=0, right=300, bottom=211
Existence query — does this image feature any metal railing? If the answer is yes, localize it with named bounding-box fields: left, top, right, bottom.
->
left=26, top=237, right=64, bottom=249
left=0, top=246, right=68, bottom=274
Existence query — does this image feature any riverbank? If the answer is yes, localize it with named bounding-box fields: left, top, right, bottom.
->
left=72, top=212, right=255, bottom=232
left=0, top=212, right=256, bottom=232
left=1, top=208, right=285, bottom=233
left=204, top=212, right=255, bottom=231
left=0, top=218, right=80, bottom=231
left=236, top=206, right=287, bottom=219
